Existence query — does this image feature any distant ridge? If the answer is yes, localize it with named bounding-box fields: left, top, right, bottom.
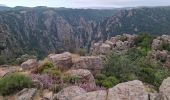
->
left=0, top=4, right=11, bottom=11
left=0, top=4, right=7, bottom=7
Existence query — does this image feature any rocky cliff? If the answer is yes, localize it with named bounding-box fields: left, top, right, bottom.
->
left=0, top=7, right=117, bottom=61
left=1, top=6, right=170, bottom=63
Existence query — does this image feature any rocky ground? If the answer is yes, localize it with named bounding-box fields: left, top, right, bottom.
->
left=0, top=34, right=170, bottom=100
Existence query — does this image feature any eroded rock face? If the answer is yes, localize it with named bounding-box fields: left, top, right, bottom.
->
left=21, top=59, right=38, bottom=71
left=16, top=88, right=37, bottom=100
left=73, top=56, right=103, bottom=71
left=65, top=69, right=96, bottom=89
left=70, top=90, right=107, bottom=100
left=107, top=80, right=148, bottom=100
left=48, top=52, right=72, bottom=70
left=159, top=77, right=170, bottom=100
left=52, top=86, right=86, bottom=100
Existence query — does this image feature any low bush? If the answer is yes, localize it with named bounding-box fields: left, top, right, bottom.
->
left=77, top=48, right=87, bottom=56
left=0, top=55, right=6, bottom=65
left=0, top=73, right=32, bottom=96
left=102, top=46, right=170, bottom=89
left=95, top=74, right=107, bottom=80
left=162, top=43, right=170, bottom=51
left=35, top=60, right=62, bottom=78
left=101, top=80, right=113, bottom=88
left=63, top=75, right=81, bottom=84
left=37, top=60, right=54, bottom=73
left=95, top=74, right=119, bottom=88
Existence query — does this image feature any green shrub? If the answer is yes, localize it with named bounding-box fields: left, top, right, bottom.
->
left=140, top=67, right=155, bottom=84
left=78, top=48, right=87, bottom=56
left=104, top=53, right=138, bottom=81
left=106, top=76, right=119, bottom=85
left=95, top=74, right=107, bottom=80
left=95, top=79, right=102, bottom=86
left=154, top=69, right=169, bottom=87
left=102, top=48, right=170, bottom=88
left=37, top=60, right=54, bottom=73
left=95, top=74, right=119, bottom=88
left=43, top=68, right=61, bottom=77
left=102, top=80, right=113, bottom=88
left=63, top=75, right=81, bottom=84
left=134, top=33, right=154, bottom=50
left=162, top=43, right=170, bottom=51
left=0, top=73, right=32, bottom=96
left=0, top=55, right=6, bottom=65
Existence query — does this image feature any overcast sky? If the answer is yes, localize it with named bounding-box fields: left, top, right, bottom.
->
left=0, top=0, right=170, bottom=8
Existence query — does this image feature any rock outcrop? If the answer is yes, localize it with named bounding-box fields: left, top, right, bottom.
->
left=65, top=69, right=96, bottom=90
left=70, top=90, right=107, bottom=100
left=21, top=59, right=38, bottom=71
left=52, top=86, right=86, bottom=100
left=73, top=56, right=103, bottom=71
left=152, top=35, right=170, bottom=50
left=16, top=88, right=37, bottom=100
left=159, top=77, right=170, bottom=100
left=152, top=39, right=163, bottom=50
left=91, top=34, right=137, bottom=55
left=48, top=52, right=72, bottom=70
left=0, top=66, right=20, bottom=78
left=43, top=90, right=53, bottom=100
left=107, top=80, right=148, bottom=100
left=99, top=43, right=111, bottom=55
left=149, top=50, right=168, bottom=61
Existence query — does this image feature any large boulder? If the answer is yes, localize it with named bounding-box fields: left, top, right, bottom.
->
left=52, top=86, right=86, bottom=100
left=21, top=59, right=38, bottom=71
left=159, top=77, right=170, bottom=100
left=152, top=39, right=163, bottom=50
left=165, top=55, right=170, bottom=67
left=90, top=42, right=102, bottom=55
left=48, top=52, right=72, bottom=70
left=107, top=80, right=148, bottom=100
left=115, top=40, right=130, bottom=51
left=149, top=93, right=161, bottom=100
left=105, top=40, right=116, bottom=48
left=65, top=69, right=96, bottom=91
left=123, top=34, right=137, bottom=42
left=152, top=35, right=170, bottom=50
left=0, top=66, right=20, bottom=78
left=16, top=88, right=37, bottom=100
left=99, top=43, right=111, bottom=55
left=43, top=90, right=53, bottom=100
left=149, top=50, right=168, bottom=62
left=73, top=56, right=103, bottom=71
left=161, top=35, right=170, bottom=43
left=70, top=90, right=107, bottom=100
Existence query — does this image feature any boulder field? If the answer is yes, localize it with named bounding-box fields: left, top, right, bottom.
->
left=0, top=34, right=170, bottom=100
